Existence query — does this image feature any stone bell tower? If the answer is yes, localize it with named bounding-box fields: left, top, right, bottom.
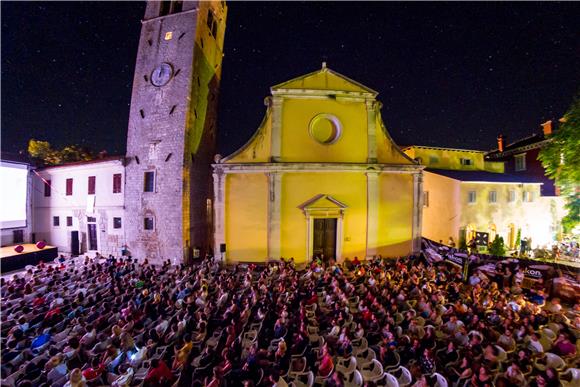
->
left=125, top=0, right=226, bottom=262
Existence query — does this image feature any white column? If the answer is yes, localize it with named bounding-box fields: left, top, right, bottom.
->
left=271, top=96, right=283, bottom=162
left=267, top=172, right=282, bottom=260
left=305, top=214, right=312, bottom=262
left=336, top=212, right=345, bottom=262
left=366, top=170, right=380, bottom=259
left=366, top=100, right=377, bottom=163
left=213, top=168, right=226, bottom=261
left=412, top=172, right=424, bottom=253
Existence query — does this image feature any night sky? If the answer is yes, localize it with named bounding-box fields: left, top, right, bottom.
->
left=2, top=1, right=579, bottom=157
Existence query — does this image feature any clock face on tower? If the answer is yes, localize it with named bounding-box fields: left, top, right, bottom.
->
left=151, top=63, right=173, bottom=87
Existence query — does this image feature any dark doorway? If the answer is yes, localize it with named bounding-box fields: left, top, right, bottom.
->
left=313, top=218, right=337, bottom=260
left=71, top=231, right=80, bottom=256
left=87, top=224, right=98, bottom=251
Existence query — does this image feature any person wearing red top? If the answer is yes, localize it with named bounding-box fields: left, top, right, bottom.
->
left=144, top=358, right=174, bottom=386
left=318, top=345, right=334, bottom=378
left=306, top=292, right=318, bottom=305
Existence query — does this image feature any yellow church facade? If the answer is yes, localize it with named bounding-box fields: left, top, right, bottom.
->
left=212, top=65, right=423, bottom=264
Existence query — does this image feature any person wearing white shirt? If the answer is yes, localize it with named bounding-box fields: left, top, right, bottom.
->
left=527, top=333, right=544, bottom=353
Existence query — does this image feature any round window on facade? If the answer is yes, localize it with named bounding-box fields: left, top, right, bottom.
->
left=308, top=114, right=342, bottom=145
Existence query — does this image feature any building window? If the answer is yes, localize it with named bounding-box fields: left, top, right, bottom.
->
left=144, top=171, right=155, bottom=192
left=423, top=191, right=430, bottom=207
left=515, top=153, right=526, bottom=171
left=44, top=180, right=51, bottom=197
left=523, top=191, right=534, bottom=202
left=508, top=190, right=516, bottom=203
left=460, top=158, right=473, bottom=166
left=468, top=191, right=476, bottom=204
left=88, top=176, right=96, bottom=195
left=66, top=216, right=73, bottom=227
left=488, top=190, right=497, bottom=203
left=66, top=178, right=73, bottom=196
left=113, top=173, right=122, bottom=193
left=53, top=216, right=60, bottom=226
left=429, top=156, right=438, bottom=165
left=113, top=217, right=122, bottom=229
left=87, top=216, right=96, bottom=223
left=144, top=217, right=154, bottom=230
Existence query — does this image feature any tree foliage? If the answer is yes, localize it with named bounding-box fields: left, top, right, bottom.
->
left=488, top=235, right=507, bottom=257
left=28, top=139, right=93, bottom=166
left=538, top=96, right=580, bottom=233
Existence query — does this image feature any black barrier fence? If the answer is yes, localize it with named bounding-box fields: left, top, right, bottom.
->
left=422, top=238, right=579, bottom=302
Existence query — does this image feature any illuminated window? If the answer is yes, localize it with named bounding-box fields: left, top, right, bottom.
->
left=468, top=191, right=476, bottom=204
left=508, top=190, right=516, bottom=203
left=164, top=31, right=173, bottom=40
left=144, top=217, right=154, bottom=230
left=113, top=217, right=122, bottom=229
left=460, top=158, right=473, bottom=166
left=488, top=190, right=497, bottom=203
left=523, top=191, right=534, bottom=202
left=515, top=153, right=526, bottom=171
left=144, top=171, right=155, bottom=192
left=53, top=216, right=60, bottom=227
left=66, top=216, right=73, bottom=227
left=423, top=191, right=430, bottom=207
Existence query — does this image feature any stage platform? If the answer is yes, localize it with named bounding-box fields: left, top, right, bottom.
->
left=0, top=244, right=58, bottom=274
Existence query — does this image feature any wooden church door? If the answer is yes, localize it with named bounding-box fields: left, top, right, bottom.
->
left=313, top=218, right=337, bottom=260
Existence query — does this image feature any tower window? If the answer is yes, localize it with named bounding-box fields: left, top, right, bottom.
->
left=53, top=216, right=60, bottom=227
left=140, top=109, right=145, bottom=119
left=144, top=171, right=155, bottom=192
left=508, top=190, right=516, bottom=203
left=159, top=1, right=171, bottom=16
left=144, top=217, right=154, bottom=230
left=460, top=158, right=473, bottom=166
left=67, top=216, right=73, bottom=227
left=488, top=190, right=497, bottom=203
left=171, top=1, right=183, bottom=13
left=423, top=191, right=430, bottom=207
left=113, top=217, right=122, bottom=229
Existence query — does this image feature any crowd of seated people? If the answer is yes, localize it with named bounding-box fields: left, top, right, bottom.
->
left=1, top=253, right=579, bottom=387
